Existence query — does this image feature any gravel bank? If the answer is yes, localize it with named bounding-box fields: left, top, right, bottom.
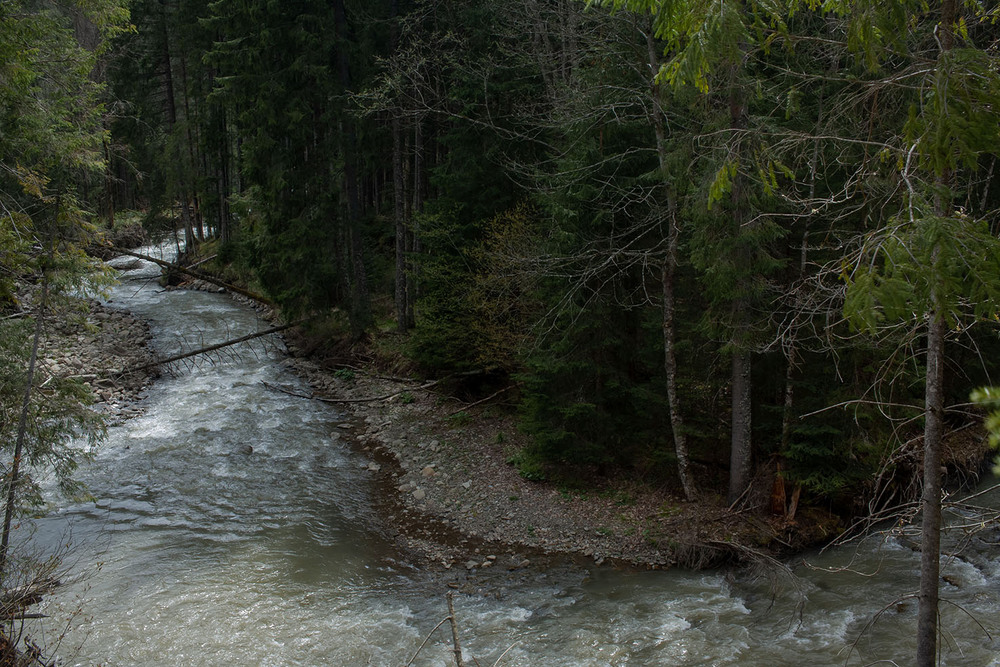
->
left=42, top=299, right=158, bottom=423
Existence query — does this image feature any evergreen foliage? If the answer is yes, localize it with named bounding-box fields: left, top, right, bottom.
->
left=0, top=7, right=128, bottom=659
left=1, top=0, right=127, bottom=516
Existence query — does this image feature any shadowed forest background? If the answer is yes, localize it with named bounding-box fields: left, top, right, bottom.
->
left=94, top=0, right=1000, bottom=513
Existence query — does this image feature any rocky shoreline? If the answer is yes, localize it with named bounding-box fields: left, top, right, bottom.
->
left=43, top=299, right=158, bottom=425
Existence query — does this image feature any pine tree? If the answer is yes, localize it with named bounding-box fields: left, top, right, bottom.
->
left=831, top=1, right=1000, bottom=662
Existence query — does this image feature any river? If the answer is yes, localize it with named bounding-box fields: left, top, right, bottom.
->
left=26, top=247, right=1000, bottom=665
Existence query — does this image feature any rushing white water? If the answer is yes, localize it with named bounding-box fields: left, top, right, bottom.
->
left=23, top=247, right=1000, bottom=665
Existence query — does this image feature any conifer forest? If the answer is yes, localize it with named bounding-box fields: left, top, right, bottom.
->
left=3, top=0, right=1000, bottom=665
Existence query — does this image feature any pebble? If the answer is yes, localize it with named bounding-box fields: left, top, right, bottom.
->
left=413, top=488, right=426, bottom=501
left=421, top=465, right=436, bottom=477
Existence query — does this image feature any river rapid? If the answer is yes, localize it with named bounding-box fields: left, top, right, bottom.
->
left=25, top=247, right=1000, bottom=665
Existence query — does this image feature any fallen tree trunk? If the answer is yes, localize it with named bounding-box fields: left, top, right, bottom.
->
left=110, top=247, right=274, bottom=306
left=127, top=323, right=296, bottom=374
left=262, top=378, right=444, bottom=404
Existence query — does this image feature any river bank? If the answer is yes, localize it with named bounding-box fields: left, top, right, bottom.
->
left=280, top=338, right=834, bottom=572
left=34, top=247, right=999, bottom=667
left=70, top=260, right=843, bottom=571
left=38, top=297, right=158, bottom=424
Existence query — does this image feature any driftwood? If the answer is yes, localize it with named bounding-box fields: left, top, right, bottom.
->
left=110, top=247, right=274, bottom=306
left=188, top=254, right=217, bottom=269
left=127, top=323, right=295, bottom=373
left=0, top=578, right=59, bottom=623
left=0, top=579, right=58, bottom=610
left=446, top=591, right=466, bottom=667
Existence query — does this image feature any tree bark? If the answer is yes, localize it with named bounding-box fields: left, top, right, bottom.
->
left=158, top=0, right=195, bottom=249
left=178, top=49, right=203, bottom=242
left=663, top=255, right=695, bottom=501
left=728, top=349, right=753, bottom=505
left=407, top=116, right=425, bottom=328
left=333, top=0, right=370, bottom=337
left=726, top=33, right=752, bottom=507
left=393, top=116, right=408, bottom=333
left=446, top=591, right=466, bottom=667
left=217, top=105, right=231, bottom=242
left=917, top=305, right=945, bottom=666
left=391, top=0, right=408, bottom=333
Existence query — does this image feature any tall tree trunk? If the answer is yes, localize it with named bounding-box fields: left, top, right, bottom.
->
left=726, top=39, right=752, bottom=506
left=159, top=0, right=176, bottom=128
left=917, top=301, right=945, bottom=666
left=391, top=0, right=408, bottom=333
left=728, top=349, right=753, bottom=505
left=217, top=108, right=230, bottom=242
left=393, top=116, right=408, bottom=333
left=104, top=138, right=114, bottom=228
left=407, top=116, right=425, bottom=328
left=916, top=3, right=955, bottom=663
left=158, top=0, right=194, bottom=249
left=645, top=26, right=695, bottom=501
left=662, top=249, right=695, bottom=501
left=178, top=51, right=203, bottom=242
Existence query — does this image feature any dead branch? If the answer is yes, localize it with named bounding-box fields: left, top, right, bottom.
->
left=491, top=642, right=518, bottom=667
left=260, top=382, right=314, bottom=400
left=187, top=254, right=217, bottom=269
left=265, top=377, right=445, bottom=404
left=447, top=591, right=466, bottom=667
left=403, top=616, right=452, bottom=667
left=333, top=365, right=419, bottom=383
left=448, top=384, right=518, bottom=417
